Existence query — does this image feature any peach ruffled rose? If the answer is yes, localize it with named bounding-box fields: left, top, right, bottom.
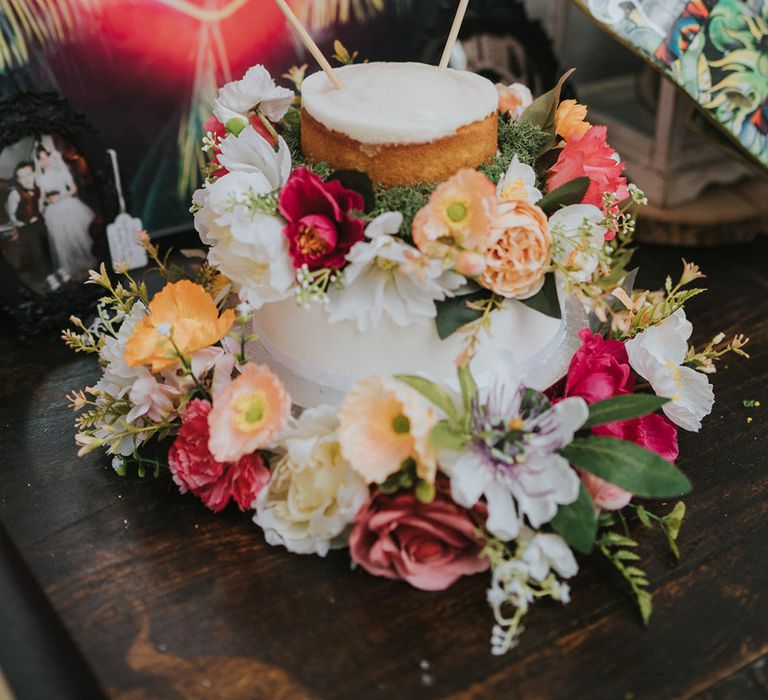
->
left=338, top=376, right=437, bottom=485
left=207, top=363, right=291, bottom=463
left=496, top=83, right=533, bottom=119
left=125, top=280, right=235, bottom=373
left=412, top=169, right=497, bottom=276
left=555, top=99, right=591, bottom=141
left=479, top=200, right=551, bottom=299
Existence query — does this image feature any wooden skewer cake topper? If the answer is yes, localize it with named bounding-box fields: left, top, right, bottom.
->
left=439, top=0, right=470, bottom=69
left=273, top=0, right=344, bottom=89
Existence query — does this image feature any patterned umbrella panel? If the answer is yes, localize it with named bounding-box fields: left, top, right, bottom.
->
left=572, top=0, right=768, bottom=169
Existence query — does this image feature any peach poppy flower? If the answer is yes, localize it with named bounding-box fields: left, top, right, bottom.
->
left=125, top=280, right=235, bottom=373
left=479, top=200, right=551, bottom=299
left=555, top=100, right=591, bottom=141
left=207, top=363, right=291, bottom=463
left=412, top=169, right=497, bottom=276
left=338, top=376, right=437, bottom=485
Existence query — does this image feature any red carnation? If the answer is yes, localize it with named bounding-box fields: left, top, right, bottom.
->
left=278, top=167, right=365, bottom=270
left=168, top=398, right=270, bottom=512
left=547, top=126, right=629, bottom=214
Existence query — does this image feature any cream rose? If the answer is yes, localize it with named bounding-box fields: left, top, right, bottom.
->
left=253, top=406, right=369, bottom=556
left=479, top=200, right=551, bottom=299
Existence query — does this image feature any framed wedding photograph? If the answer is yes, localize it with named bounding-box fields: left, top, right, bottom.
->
left=0, top=93, right=120, bottom=329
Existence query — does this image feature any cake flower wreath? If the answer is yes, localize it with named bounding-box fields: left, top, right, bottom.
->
left=64, top=54, right=750, bottom=655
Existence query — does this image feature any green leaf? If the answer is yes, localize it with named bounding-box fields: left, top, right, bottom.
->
left=550, top=483, right=597, bottom=554
left=613, top=550, right=641, bottom=561
left=430, top=422, right=469, bottom=451
left=635, top=505, right=653, bottom=528
left=638, top=591, right=653, bottom=625
left=457, top=365, right=477, bottom=415
left=434, top=290, right=491, bottom=339
left=519, top=273, right=561, bottom=319
left=583, top=394, right=670, bottom=429
left=537, top=177, right=590, bottom=214
left=562, top=437, right=692, bottom=498
left=519, top=68, right=575, bottom=153
left=663, top=501, right=686, bottom=541
left=395, top=375, right=461, bottom=423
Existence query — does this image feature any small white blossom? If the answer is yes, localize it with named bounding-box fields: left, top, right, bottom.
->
left=213, top=65, right=294, bottom=127
left=549, top=204, right=607, bottom=283
left=217, top=125, right=292, bottom=188
left=496, top=156, right=542, bottom=204
left=625, top=309, right=714, bottom=432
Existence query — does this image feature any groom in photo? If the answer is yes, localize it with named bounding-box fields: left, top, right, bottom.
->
left=3, top=160, right=56, bottom=291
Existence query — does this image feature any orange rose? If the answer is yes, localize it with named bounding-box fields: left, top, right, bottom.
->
left=555, top=100, right=591, bottom=141
left=125, top=280, right=235, bottom=373
left=479, top=200, right=550, bottom=300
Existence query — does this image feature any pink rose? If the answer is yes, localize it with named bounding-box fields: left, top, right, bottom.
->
left=278, top=167, right=365, bottom=271
left=562, top=329, right=679, bottom=510
left=168, top=399, right=271, bottom=512
left=349, top=486, right=489, bottom=591
left=547, top=126, right=629, bottom=215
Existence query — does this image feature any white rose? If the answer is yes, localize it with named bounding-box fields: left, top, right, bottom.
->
left=254, top=407, right=369, bottom=556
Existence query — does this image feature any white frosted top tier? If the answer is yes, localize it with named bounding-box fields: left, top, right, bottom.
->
left=300, top=62, right=499, bottom=145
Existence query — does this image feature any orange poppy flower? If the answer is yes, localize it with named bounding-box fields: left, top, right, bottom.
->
left=125, top=280, right=235, bottom=373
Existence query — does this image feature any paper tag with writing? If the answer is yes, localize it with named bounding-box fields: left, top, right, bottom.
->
left=107, top=213, right=148, bottom=271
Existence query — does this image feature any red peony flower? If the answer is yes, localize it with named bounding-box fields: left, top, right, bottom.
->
left=278, top=167, right=365, bottom=271
left=562, top=329, right=679, bottom=509
left=547, top=126, right=629, bottom=214
left=168, top=398, right=270, bottom=512
left=349, top=485, right=489, bottom=591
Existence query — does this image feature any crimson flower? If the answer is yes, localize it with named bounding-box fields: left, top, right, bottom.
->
left=278, top=167, right=365, bottom=270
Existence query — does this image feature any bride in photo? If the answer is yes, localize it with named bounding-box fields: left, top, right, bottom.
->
left=35, top=140, right=96, bottom=280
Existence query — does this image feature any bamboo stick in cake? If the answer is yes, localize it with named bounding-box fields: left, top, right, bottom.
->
left=439, top=0, right=470, bottom=69
left=274, top=0, right=344, bottom=89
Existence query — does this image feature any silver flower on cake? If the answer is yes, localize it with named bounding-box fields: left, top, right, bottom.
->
left=625, top=309, right=714, bottom=432
left=441, top=384, right=588, bottom=540
left=548, top=203, right=607, bottom=283
left=253, top=406, right=369, bottom=556
left=213, top=64, right=294, bottom=127
left=326, top=212, right=465, bottom=331
left=193, top=170, right=294, bottom=309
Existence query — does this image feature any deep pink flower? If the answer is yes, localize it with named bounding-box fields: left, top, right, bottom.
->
left=349, top=486, right=489, bottom=591
left=278, top=167, right=365, bottom=270
left=547, top=126, right=629, bottom=214
left=168, top=398, right=270, bottom=512
left=562, top=329, right=679, bottom=510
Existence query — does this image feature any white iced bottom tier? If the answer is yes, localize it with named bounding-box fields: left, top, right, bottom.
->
left=247, top=292, right=587, bottom=407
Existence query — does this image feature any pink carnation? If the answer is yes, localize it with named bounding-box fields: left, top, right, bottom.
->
left=349, top=485, right=489, bottom=591
left=562, top=329, right=679, bottom=511
left=547, top=126, right=629, bottom=214
left=168, top=399, right=270, bottom=512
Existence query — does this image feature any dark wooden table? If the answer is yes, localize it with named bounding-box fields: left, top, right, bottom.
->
left=1, top=236, right=767, bottom=700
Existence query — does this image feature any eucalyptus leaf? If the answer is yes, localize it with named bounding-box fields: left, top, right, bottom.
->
left=520, top=273, right=561, bottom=319
left=550, top=483, right=597, bottom=554
left=519, top=68, right=575, bottom=153
left=537, top=177, right=590, bottom=214
left=395, top=375, right=461, bottom=423
left=561, top=436, right=692, bottom=498
left=583, top=394, right=670, bottom=429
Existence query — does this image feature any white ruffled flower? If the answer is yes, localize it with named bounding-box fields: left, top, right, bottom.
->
left=194, top=170, right=294, bottom=309
left=496, top=156, right=542, bottom=204
left=254, top=406, right=369, bottom=556
left=326, top=212, right=465, bottom=331
left=441, top=384, right=588, bottom=540
left=213, top=65, right=294, bottom=127
left=94, top=302, right=149, bottom=400
left=217, top=125, right=292, bottom=188
left=548, top=204, right=607, bottom=283
left=625, top=309, right=714, bottom=432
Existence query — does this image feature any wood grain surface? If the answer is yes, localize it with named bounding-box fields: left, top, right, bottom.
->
left=0, top=237, right=766, bottom=700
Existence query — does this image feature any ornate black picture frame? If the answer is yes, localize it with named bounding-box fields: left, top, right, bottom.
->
left=0, top=92, right=119, bottom=333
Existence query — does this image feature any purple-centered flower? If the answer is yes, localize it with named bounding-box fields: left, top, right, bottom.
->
left=441, top=384, right=588, bottom=541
